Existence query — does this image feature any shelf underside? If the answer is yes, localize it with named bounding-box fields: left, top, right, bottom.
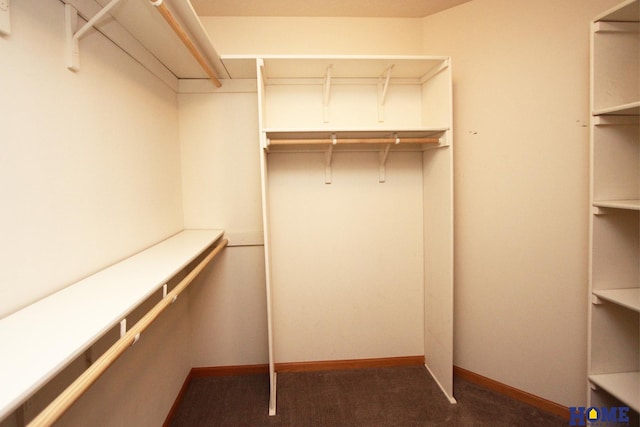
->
left=221, top=55, right=449, bottom=80
left=265, top=129, right=448, bottom=152
left=593, top=288, right=640, bottom=312
left=589, top=372, right=640, bottom=412
left=594, top=0, right=640, bottom=23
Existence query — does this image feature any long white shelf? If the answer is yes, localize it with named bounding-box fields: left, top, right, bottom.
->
left=264, top=128, right=449, bottom=137
left=589, top=372, right=640, bottom=412
left=593, top=288, right=640, bottom=312
left=0, top=229, right=224, bottom=420
left=593, top=199, right=640, bottom=210
left=221, top=54, right=450, bottom=80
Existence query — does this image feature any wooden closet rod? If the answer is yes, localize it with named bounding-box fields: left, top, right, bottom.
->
left=151, top=0, right=222, bottom=88
left=269, top=137, right=441, bottom=145
left=27, top=238, right=228, bottom=427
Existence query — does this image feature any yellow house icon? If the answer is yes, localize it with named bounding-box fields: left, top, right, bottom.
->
left=588, top=407, right=599, bottom=421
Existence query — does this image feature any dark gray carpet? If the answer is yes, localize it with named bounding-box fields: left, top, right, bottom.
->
left=169, top=366, right=568, bottom=426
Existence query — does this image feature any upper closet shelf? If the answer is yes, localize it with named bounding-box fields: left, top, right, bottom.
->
left=61, top=0, right=227, bottom=91
left=220, top=55, right=450, bottom=81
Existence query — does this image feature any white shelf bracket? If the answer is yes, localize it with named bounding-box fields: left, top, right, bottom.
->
left=325, top=134, right=336, bottom=184
left=378, top=65, right=394, bottom=123
left=259, top=60, right=268, bottom=85
left=84, top=347, right=95, bottom=366
left=162, top=284, right=177, bottom=303
left=379, top=134, right=399, bottom=183
left=66, top=0, right=122, bottom=71
left=119, top=319, right=127, bottom=338
left=323, top=65, right=332, bottom=123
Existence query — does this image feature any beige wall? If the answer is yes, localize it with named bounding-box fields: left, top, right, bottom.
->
left=201, top=16, right=424, bottom=55
left=178, top=86, right=270, bottom=367
left=0, top=0, right=186, bottom=425
left=422, top=0, right=621, bottom=407
left=0, top=0, right=183, bottom=319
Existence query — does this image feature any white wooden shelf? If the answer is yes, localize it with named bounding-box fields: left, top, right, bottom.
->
left=0, top=229, right=224, bottom=420
left=593, top=288, right=640, bottom=312
left=589, top=372, right=640, bottom=412
left=264, top=128, right=449, bottom=136
left=594, top=101, right=640, bottom=116
left=221, top=54, right=449, bottom=80
left=60, top=0, right=227, bottom=91
left=593, top=199, right=640, bottom=210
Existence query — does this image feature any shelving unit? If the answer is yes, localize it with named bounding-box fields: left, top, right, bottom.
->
left=220, top=54, right=454, bottom=415
left=588, top=0, right=640, bottom=417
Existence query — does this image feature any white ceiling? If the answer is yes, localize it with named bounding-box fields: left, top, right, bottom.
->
left=190, top=0, right=473, bottom=18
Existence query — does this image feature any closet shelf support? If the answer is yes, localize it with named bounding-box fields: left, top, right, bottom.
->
left=323, top=66, right=333, bottom=123
left=325, top=134, right=337, bottom=184
left=378, top=65, right=394, bottom=122
left=65, top=0, right=122, bottom=71
left=378, top=134, right=399, bottom=183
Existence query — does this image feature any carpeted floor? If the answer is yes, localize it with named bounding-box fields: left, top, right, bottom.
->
left=168, top=366, right=568, bottom=426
